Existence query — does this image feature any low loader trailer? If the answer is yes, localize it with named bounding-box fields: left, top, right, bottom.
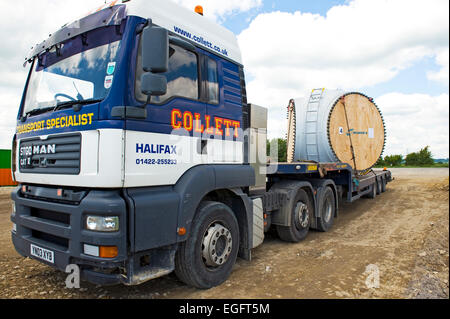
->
left=10, top=0, right=392, bottom=289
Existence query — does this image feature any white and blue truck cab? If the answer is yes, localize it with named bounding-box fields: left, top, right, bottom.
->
left=11, top=0, right=392, bottom=289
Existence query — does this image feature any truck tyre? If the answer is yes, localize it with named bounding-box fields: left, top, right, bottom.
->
left=366, top=184, right=377, bottom=199
left=174, top=201, right=240, bottom=289
left=276, top=189, right=313, bottom=242
left=316, top=187, right=336, bottom=232
left=381, top=178, right=386, bottom=193
left=376, top=179, right=382, bottom=195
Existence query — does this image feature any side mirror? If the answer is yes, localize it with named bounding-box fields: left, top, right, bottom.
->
left=141, top=73, right=167, bottom=96
left=142, top=26, right=169, bottom=73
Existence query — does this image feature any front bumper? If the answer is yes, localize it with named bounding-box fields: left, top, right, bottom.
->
left=11, top=185, right=128, bottom=285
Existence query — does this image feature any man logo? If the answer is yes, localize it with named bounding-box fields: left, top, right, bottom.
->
left=33, top=144, right=56, bottom=155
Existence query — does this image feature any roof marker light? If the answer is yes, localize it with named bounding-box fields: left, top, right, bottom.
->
left=195, top=5, right=204, bottom=16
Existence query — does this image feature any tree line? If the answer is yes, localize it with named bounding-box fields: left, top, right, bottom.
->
left=266, top=139, right=443, bottom=168
left=376, top=146, right=442, bottom=167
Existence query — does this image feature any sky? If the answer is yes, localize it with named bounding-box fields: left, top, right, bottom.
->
left=0, top=0, right=448, bottom=158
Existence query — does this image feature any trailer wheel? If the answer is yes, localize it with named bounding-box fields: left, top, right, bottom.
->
left=316, top=187, right=336, bottom=232
left=381, top=178, right=386, bottom=193
left=276, top=189, right=313, bottom=242
left=174, top=201, right=239, bottom=289
left=376, top=179, right=382, bottom=195
left=366, top=184, right=377, bottom=199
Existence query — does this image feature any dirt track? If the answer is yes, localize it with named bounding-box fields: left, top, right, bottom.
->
left=0, top=168, right=448, bottom=299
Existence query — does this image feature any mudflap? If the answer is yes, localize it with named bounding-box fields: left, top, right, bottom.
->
left=123, top=245, right=177, bottom=286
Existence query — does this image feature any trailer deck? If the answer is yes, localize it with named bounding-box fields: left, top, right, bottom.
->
left=268, top=162, right=392, bottom=203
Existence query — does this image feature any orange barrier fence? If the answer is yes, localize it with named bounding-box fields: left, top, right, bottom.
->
left=0, top=168, right=18, bottom=187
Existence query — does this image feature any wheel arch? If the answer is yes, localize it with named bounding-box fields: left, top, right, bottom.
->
left=173, top=165, right=255, bottom=261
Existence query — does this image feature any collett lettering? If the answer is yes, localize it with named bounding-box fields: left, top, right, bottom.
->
left=171, top=109, right=241, bottom=138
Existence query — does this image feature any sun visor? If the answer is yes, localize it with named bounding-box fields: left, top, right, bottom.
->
left=25, top=5, right=127, bottom=63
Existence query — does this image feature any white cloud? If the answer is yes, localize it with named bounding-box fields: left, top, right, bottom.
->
left=239, top=0, right=449, bottom=109
left=173, top=0, right=262, bottom=22
left=240, top=0, right=449, bottom=158
left=0, top=0, right=102, bottom=148
left=427, top=47, right=449, bottom=84
left=0, top=89, right=20, bottom=149
left=376, top=93, right=449, bottom=158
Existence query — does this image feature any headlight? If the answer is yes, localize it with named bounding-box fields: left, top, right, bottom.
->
left=86, top=216, right=119, bottom=232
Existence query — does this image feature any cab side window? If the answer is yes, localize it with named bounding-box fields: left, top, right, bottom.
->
left=136, top=43, right=199, bottom=103
left=206, top=57, right=219, bottom=104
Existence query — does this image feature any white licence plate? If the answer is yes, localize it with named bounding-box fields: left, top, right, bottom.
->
left=30, top=244, right=54, bottom=264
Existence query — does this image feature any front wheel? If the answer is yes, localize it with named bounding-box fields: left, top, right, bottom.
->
left=175, top=201, right=240, bottom=289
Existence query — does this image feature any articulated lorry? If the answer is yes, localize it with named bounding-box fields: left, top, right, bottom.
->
left=10, top=0, right=392, bottom=289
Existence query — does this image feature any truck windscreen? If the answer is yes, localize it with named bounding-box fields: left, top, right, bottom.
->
left=23, top=25, right=124, bottom=116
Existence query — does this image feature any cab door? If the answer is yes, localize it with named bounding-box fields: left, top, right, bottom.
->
left=125, top=42, right=206, bottom=188
left=201, top=50, right=244, bottom=164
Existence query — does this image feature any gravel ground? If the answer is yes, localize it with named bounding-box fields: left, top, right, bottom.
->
left=0, top=168, right=448, bottom=299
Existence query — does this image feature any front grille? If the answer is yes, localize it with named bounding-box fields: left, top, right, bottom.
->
left=21, top=185, right=88, bottom=206
left=19, top=133, right=81, bottom=175
left=30, top=208, right=70, bottom=226
left=32, top=230, right=69, bottom=249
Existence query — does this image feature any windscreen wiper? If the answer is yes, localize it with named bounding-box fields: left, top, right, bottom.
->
left=24, top=99, right=102, bottom=119
left=25, top=106, right=57, bottom=118
left=54, top=98, right=103, bottom=112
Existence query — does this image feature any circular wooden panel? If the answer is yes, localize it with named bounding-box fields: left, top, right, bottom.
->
left=328, top=93, right=385, bottom=171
